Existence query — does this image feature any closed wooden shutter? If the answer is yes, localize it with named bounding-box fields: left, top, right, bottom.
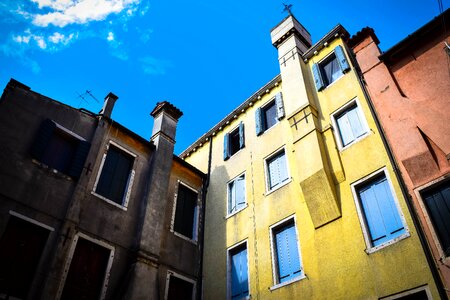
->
left=231, top=246, right=249, bottom=299
left=174, top=184, right=198, bottom=239
left=335, top=45, right=350, bottom=73
left=239, top=122, right=245, bottom=149
left=255, top=107, right=263, bottom=136
left=275, top=92, right=285, bottom=120
left=312, top=63, right=325, bottom=91
left=275, top=222, right=301, bottom=283
left=223, top=133, right=230, bottom=160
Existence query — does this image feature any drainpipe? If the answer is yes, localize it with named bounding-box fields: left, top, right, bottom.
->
left=349, top=45, right=448, bottom=300
left=196, top=136, right=213, bottom=300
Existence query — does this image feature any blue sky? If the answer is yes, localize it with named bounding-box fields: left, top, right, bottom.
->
left=1, top=0, right=448, bottom=154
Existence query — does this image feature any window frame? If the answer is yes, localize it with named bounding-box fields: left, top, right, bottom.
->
left=224, top=122, right=245, bottom=160
left=91, top=140, right=137, bottom=211
left=350, top=167, right=410, bottom=253
left=164, top=270, right=196, bottom=300
left=269, top=215, right=305, bottom=290
left=170, top=180, right=200, bottom=243
left=226, top=172, right=247, bottom=217
left=312, top=45, right=351, bottom=91
left=330, top=98, right=370, bottom=150
left=255, top=92, right=285, bottom=136
left=415, top=177, right=450, bottom=263
left=379, top=285, right=432, bottom=300
left=56, top=232, right=115, bottom=300
left=227, top=240, right=250, bottom=300
left=264, top=147, right=291, bottom=194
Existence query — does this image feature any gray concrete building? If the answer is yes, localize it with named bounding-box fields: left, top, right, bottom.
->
left=0, top=79, right=205, bottom=300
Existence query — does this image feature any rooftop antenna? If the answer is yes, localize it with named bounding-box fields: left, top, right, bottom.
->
left=282, top=3, right=293, bottom=16
left=76, top=90, right=100, bottom=108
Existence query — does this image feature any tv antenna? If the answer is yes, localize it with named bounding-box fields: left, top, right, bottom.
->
left=76, top=90, right=100, bottom=108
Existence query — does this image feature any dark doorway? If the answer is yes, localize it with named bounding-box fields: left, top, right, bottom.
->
left=0, top=215, right=50, bottom=299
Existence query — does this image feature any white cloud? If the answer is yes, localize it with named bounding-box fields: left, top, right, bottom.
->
left=107, top=31, right=114, bottom=41
left=12, top=29, right=77, bottom=51
left=48, top=32, right=76, bottom=44
left=140, top=56, right=172, bottom=75
left=32, top=0, right=140, bottom=28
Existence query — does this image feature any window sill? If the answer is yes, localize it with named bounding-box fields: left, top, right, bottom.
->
left=91, top=191, right=128, bottom=211
left=338, top=132, right=371, bottom=152
left=269, top=274, right=306, bottom=291
left=172, top=230, right=198, bottom=245
left=226, top=204, right=248, bottom=219
left=365, top=231, right=410, bottom=254
left=320, top=73, right=345, bottom=91
left=265, top=178, right=292, bottom=196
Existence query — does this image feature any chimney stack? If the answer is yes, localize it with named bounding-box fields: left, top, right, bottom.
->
left=101, top=92, right=118, bottom=118
left=150, top=101, right=183, bottom=147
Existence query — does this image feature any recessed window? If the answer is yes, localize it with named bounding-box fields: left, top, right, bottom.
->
left=255, top=92, right=285, bottom=136
left=352, top=170, right=408, bottom=251
left=93, top=143, right=135, bottom=208
left=224, top=122, right=245, bottom=160
left=270, top=217, right=303, bottom=286
left=173, top=182, right=199, bottom=241
left=165, top=272, right=195, bottom=300
left=30, top=119, right=90, bottom=178
left=228, top=174, right=246, bottom=215
left=228, top=242, right=249, bottom=299
left=265, top=149, right=289, bottom=192
left=421, top=180, right=450, bottom=257
left=331, top=100, right=369, bottom=149
left=312, top=45, right=350, bottom=91
left=380, top=285, right=431, bottom=299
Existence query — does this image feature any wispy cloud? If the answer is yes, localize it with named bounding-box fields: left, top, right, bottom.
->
left=31, top=0, right=140, bottom=27
left=140, top=56, right=173, bottom=75
left=12, top=29, right=78, bottom=51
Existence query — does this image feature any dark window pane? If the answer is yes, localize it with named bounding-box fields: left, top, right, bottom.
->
left=229, top=128, right=241, bottom=156
left=263, top=101, right=277, bottom=131
left=167, top=275, right=194, bottom=300
left=96, top=146, right=133, bottom=205
left=41, top=131, right=77, bottom=173
left=61, top=238, right=110, bottom=300
left=320, top=54, right=342, bottom=86
left=396, top=290, right=428, bottom=300
left=0, top=216, right=50, bottom=298
left=174, top=184, right=198, bottom=239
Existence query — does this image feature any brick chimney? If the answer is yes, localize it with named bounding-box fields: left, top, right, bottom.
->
left=100, top=92, right=118, bottom=118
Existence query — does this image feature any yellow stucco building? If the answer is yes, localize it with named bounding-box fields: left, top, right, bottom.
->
left=181, top=15, right=441, bottom=299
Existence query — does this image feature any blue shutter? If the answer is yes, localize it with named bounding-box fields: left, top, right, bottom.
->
left=335, top=45, right=350, bottom=73
left=68, top=140, right=91, bottom=178
left=239, top=122, right=245, bottom=149
left=255, top=107, right=263, bottom=136
left=312, top=63, right=325, bottom=91
left=275, top=222, right=301, bottom=283
left=223, top=133, right=230, bottom=160
left=30, top=119, right=56, bottom=160
left=231, top=247, right=249, bottom=299
left=347, top=106, right=366, bottom=139
left=275, top=92, right=285, bottom=120
left=236, top=175, right=246, bottom=209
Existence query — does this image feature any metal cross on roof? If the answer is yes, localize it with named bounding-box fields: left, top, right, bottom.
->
left=282, top=3, right=293, bottom=16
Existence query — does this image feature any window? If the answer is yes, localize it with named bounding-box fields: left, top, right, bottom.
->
left=265, top=149, right=289, bottom=192
left=255, top=92, right=285, bottom=135
left=224, top=122, right=245, bottom=160
left=312, top=45, right=350, bottom=91
left=228, top=242, right=249, bottom=300
left=58, top=234, right=114, bottom=300
left=421, top=180, right=450, bottom=257
left=331, top=100, right=369, bottom=149
left=173, top=182, right=199, bottom=241
left=165, top=272, right=195, bottom=300
left=31, top=119, right=90, bottom=178
left=380, top=285, right=431, bottom=300
left=93, top=142, right=135, bottom=208
left=352, top=170, right=408, bottom=251
left=270, top=218, right=303, bottom=287
left=228, top=174, right=246, bottom=215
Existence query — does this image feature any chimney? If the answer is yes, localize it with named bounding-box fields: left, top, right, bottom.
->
left=270, top=15, right=314, bottom=115
left=101, top=92, right=118, bottom=118
left=150, top=101, right=183, bottom=147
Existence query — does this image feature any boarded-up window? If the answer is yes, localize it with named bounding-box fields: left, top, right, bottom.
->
left=174, top=184, right=198, bottom=240
left=0, top=216, right=50, bottom=299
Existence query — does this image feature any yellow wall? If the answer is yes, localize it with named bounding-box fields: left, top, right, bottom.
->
left=185, top=37, right=439, bottom=299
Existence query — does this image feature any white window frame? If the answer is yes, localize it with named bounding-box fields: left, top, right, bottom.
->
left=9, top=210, right=55, bottom=232
left=379, top=285, right=432, bottom=299
left=330, top=97, right=370, bottom=151
left=269, top=215, right=305, bottom=290
left=91, top=140, right=137, bottom=211
left=170, top=180, right=200, bottom=244
left=415, top=176, right=450, bottom=264
left=227, top=240, right=250, bottom=300
left=350, top=167, right=410, bottom=253
left=226, top=172, right=247, bottom=217
left=56, top=232, right=115, bottom=300
left=164, top=270, right=196, bottom=300
left=264, top=146, right=291, bottom=194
